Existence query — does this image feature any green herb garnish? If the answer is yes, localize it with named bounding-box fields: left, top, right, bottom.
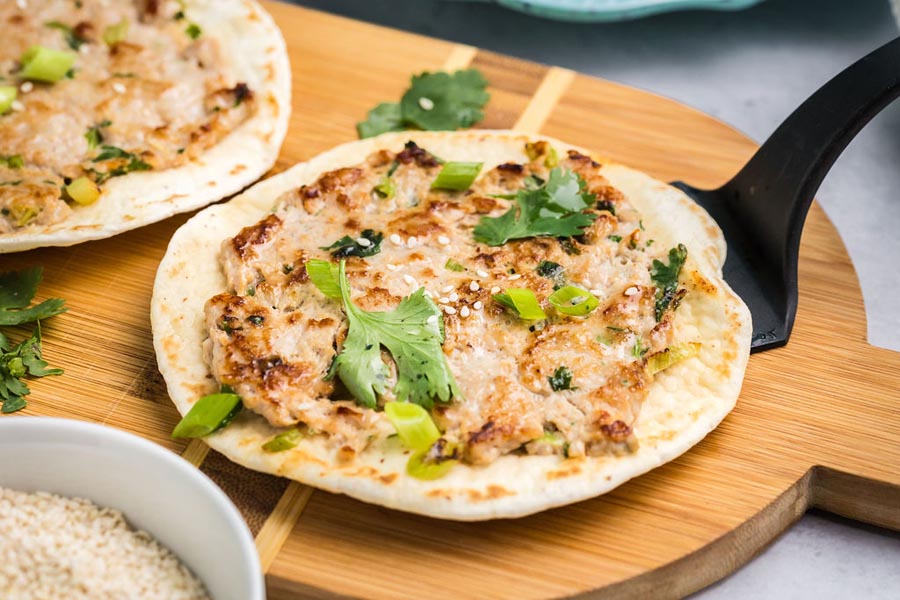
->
left=430, top=161, right=483, bottom=191
left=305, top=260, right=341, bottom=299
left=548, top=366, right=577, bottom=392
left=185, top=23, right=202, bottom=40
left=91, top=145, right=151, bottom=181
left=0, top=155, right=24, bottom=169
left=650, top=244, right=688, bottom=321
left=535, top=260, right=565, bottom=289
left=473, top=168, right=597, bottom=246
left=262, top=428, right=302, bottom=452
left=84, top=120, right=111, bottom=150
left=357, top=69, right=489, bottom=138
left=45, top=21, right=87, bottom=50
left=548, top=286, right=598, bottom=316
left=171, top=391, right=242, bottom=438
left=329, top=261, right=459, bottom=410
left=444, top=258, right=465, bottom=272
left=0, top=267, right=66, bottom=414
left=320, top=229, right=383, bottom=259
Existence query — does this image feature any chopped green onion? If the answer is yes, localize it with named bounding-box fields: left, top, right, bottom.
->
left=544, top=146, right=559, bottom=168
left=430, top=161, right=483, bottom=191
left=2, top=155, right=24, bottom=169
left=102, top=19, right=129, bottom=46
left=532, top=431, right=565, bottom=448
left=373, top=174, right=395, bottom=199
left=646, top=342, right=701, bottom=376
left=493, top=288, right=546, bottom=321
left=384, top=401, right=441, bottom=452
left=305, top=259, right=341, bottom=299
left=407, top=450, right=457, bottom=480
left=0, top=86, right=16, bottom=115
left=444, top=258, right=464, bottom=272
left=185, top=23, right=202, bottom=40
left=262, top=428, right=302, bottom=452
left=549, top=286, right=598, bottom=316
left=171, top=392, right=242, bottom=438
left=20, top=46, right=77, bottom=83
left=66, top=177, right=101, bottom=205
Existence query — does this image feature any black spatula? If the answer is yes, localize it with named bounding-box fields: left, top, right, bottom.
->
left=671, top=37, right=900, bottom=352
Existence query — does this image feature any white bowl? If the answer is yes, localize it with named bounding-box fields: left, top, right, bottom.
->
left=0, top=417, right=264, bottom=600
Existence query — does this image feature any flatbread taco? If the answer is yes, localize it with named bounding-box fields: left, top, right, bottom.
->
left=151, top=130, right=751, bottom=520
left=0, top=0, right=290, bottom=253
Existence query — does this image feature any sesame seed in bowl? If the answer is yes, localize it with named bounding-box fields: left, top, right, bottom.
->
left=0, top=418, right=263, bottom=600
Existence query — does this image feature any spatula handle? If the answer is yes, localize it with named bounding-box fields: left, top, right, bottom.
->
left=720, top=36, right=900, bottom=310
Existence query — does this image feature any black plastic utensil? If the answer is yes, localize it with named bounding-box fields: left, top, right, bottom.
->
left=672, top=36, right=900, bottom=353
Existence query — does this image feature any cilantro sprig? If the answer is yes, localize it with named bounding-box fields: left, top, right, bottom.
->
left=357, top=69, right=489, bottom=138
left=0, top=267, right=66, bottom=414
left=650, top=244, right=688, bottom=321
left=314, top=261, right=459, bottom=409
left=473, top=168, right=597, bottom=246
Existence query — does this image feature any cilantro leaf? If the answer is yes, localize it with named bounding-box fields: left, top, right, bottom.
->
left=331, top=261, right=459, bottom=409
left=548, top=366, right=577, bottom=391
left=1, top=325, right=63, bottom=414
left=400, top=69, right=489, bottom=131
left=356, top=69, right=490, bottom=138
left=45, top=21, right=87, bottom=50
left=90, top=145, right=151, bottom=181
left=85, top=120, right=111, bottom=150
left=320, top=229, right=383, bottom=259
left=357, top=102, right=404, bottom=139
left=0, top=267, right=67, bottom=326
left=650, top=244, right=688, bottom=321
left=473, top=168, right=597, bottom=246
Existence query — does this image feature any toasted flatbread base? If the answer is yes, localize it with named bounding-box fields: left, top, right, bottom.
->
left=151, top=131, right=751, bottom=520
left=1, top=0, right=290, bottom=254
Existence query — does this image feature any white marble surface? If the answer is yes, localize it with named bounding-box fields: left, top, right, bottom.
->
left=289, top=0, right=900, bottom=596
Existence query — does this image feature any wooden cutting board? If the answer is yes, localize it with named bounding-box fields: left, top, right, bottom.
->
left=4, top=3, right=900, bottom=598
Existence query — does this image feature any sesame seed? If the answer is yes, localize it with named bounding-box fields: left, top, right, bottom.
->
left=407, top=236, right=418, bottom=247
left=476, top=269, right=489, bottom=278
left=389, top=233, right=403, bottom=245
left=19, top=82, right=33, bottom=93
left=443, top=306, right=457, bottom=315
left=490, top=286, right=501, bottom=294
left=590, top=289, right=603, bottom=296
left=508, top=273, right=522, bottom=281
left=469, top=281, right=480, bottom=292
left=426, top=315, right=438, bottom=324
left=624, top=286, right=639, bottom=296
left=449, top=292, right=459, bottom=302
left=418, top=97, right=435, bottom=111
left=386, top=264, right=398, bottom=271
left=437, top=235, right=450, bottom=245
left=11, top=100, right=24, bottom=112
left=15, top=0, right=26, bottom=9
left=441, top=284, right=455, bottom=293
left=79, top=44, right=89, bottom=55
left=460, top=306, right=471, bottom=318
left=473, top=301, right=484, bottom=310
left=112, top=82, right=126, bottom=94
left=403, top=274, right=416, bottom=286
left=356, top=237, right=372, bottom=247
left=439, top=297, right=450, bottom=304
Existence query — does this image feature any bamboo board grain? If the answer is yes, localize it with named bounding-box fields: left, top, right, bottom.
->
left=2, top=2, right=899, bottom=599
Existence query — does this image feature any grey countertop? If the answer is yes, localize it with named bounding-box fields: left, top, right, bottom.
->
left=288, top=0, right=900, bottom=596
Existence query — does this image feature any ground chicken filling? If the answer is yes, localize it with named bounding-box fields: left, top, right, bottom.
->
left=0, top=0, right=254, bottom=233
left=204, top=142, right=686, bottom=466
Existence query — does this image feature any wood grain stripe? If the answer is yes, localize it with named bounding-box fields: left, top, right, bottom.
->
left=180, top=439, right=210, bottom=467
left=442, top=44, right=477, bottom=71
left=513, top=67, right=575, bottom=133
left=257, top=482, right=314, bottom=571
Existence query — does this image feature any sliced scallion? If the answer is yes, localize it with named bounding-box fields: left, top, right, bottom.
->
left=20, top=46, right=77, bottom=83
left=549, top=286, right=598, bottom=316
left=305, top=259, right=341, bottom=299
left=493, top=288, right=546, bottom=321
left=102, top=19, right=129, bottom=46
left=171, top=392, right=242, bottom=438
left=373, top=174, right=395, bottom=199
left=430, top=161, right=483, bottom=191
left=407, top=449, right=457, bottom=480
left=646, top=342, right=701, bottom=376
left=384, top=401, right=440, bottom=452
left=262, top=428, right=302, bottom=452
left=0, top=86, right=16, bottom=115
left=444, top=258, right=464, bottom=272
left=65, top=176, right=100, bottom=205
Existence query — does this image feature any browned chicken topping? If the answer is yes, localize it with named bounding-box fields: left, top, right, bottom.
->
left=205, top=142, right=684, bottom=464
left=0, top=0, right=254, bottom=233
